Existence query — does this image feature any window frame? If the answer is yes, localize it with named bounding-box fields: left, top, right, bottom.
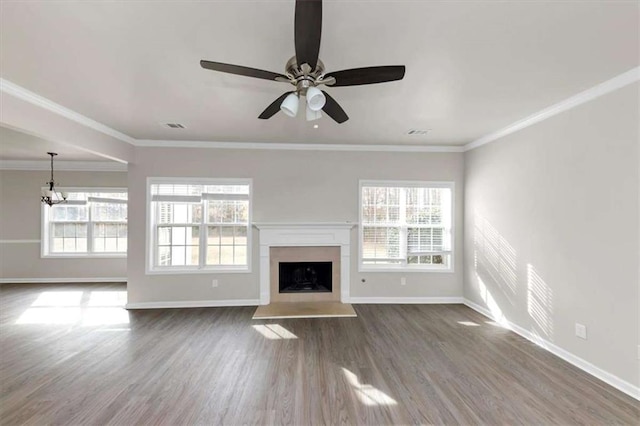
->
left=146, top=177, right=253, bottom=275
left=41, top=187, right=128, bottom=258
left=358, top=180, right=455, bottom=273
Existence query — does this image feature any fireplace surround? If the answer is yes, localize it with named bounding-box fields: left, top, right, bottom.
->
left=255, top=223, right=354, bottom=305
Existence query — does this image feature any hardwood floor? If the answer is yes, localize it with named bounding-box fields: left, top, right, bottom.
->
left=1, top=283, right=638, bottom=425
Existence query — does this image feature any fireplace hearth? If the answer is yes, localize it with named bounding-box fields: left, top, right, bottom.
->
left=279, top=262, right=332, bottom=293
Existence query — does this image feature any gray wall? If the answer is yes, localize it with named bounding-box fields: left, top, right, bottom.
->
left=464, top=83, right=639, bottom=387
left=0, top=170, right=128, bottom=281
left=127, top=149, right=464, bottom=304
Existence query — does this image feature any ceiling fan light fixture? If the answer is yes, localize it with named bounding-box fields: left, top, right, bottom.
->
left=280, top=93, right=300, bottom=117
left=306, top=86, right=326, bottom=111
left=200, top=0, right=406, bottom=124
left=306, top=104, right=322, bottom=121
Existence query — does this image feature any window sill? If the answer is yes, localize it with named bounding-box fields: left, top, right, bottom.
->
left=42, top=254, right=127, bottom=259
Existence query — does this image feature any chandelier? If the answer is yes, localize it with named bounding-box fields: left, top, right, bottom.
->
left=41, top=152, right=68, bottom=206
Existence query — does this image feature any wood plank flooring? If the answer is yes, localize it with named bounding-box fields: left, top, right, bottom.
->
left=1, top=283, right=638, bottom=425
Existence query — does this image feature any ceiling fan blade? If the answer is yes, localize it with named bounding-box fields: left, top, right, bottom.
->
left=326, top=66, right=406, bottom=87
left=258, top=92, right=294, bottom=119
left=200, top=60, right=287, bottom=81
left=295, top=0, right=322, bottom=71
left=321, top=91, right=348, bottom=124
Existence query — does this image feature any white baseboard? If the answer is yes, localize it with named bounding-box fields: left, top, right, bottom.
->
left=463, top=299, right=640, bottom=401
left=0, top=277, right=127, bottom=284
left=126, top=299, right=260, bottom=309
left=349, top=296, right=464, bottom=304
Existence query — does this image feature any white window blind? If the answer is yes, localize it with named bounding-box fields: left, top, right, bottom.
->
left=148, top=180, right=251, bottom=272
left=360, top=181, right=453, bottom=271
left=43, top=189, right=127, bottom=256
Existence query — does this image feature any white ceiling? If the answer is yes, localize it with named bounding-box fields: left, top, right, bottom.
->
left=0, top=0, right=638, bottom=150
left=0, top=126, right=106, bottom=161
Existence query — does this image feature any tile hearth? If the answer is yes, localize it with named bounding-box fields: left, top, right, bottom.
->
left=252, top=302, right=357, bottom=319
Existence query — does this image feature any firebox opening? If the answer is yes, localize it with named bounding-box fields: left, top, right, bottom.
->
left=279, top=261, right=332, bottom=293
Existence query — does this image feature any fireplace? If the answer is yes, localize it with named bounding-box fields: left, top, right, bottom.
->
left=268, top=246, right=341, bottom=303
left=279, top=261, right=332, bottom=293
left=255, top=223, right=354, bottom=304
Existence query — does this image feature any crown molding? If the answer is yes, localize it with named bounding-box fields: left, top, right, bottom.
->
left=464, top=67, right=640, bottom=152
left=0, top=160, right=127, bottom=172
left=0, top=79, right=136, bottom=146
left=4, top=65, right=637, bottom=156
left=0, top=78, right=463, bottom=154
left=134, top=139, right=464, bottom=152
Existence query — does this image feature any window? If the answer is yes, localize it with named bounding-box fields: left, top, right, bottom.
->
left=359, top=181, right=453, bottom=271
left=148, top=178, right=251, bottom=273
left=42, top=189, right=128, bottom=257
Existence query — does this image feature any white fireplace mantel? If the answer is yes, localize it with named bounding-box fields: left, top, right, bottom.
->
left=254, top=222, right=356, bottom=305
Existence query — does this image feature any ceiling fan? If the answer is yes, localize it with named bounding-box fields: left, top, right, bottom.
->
left=200, top=0, right=406, bottom=124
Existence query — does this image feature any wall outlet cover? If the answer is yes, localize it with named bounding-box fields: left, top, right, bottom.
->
left=575, top=323, right=587, bottom=340
left=212, top=279, right=219, bottom=288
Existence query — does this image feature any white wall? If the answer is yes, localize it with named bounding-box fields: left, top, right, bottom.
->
left=127, top=148, right=464, bottom=305
left=0, top=170, right=128, bottom=281
left=464, top=83, right=639, bottom=388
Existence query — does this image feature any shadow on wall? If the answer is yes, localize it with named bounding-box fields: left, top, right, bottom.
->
left=473, top=214, right=518, bottom=305
left=527, top=264, right=554, bottom=341
left=472, top=212, right=554, bottom=341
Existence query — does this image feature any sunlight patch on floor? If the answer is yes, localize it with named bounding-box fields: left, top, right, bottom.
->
left=15, top=290, right=129, bottom=326
left=457, top=320, right=480, bottom=327
left=16, top=307, right=82, bottom=324
left=342, top=368, right=397, bottom=406
left=252, top=324, right=298, bottom=339
left=82, top=307, right=130, bottom=325
left=88, top=291, right=127, bottom=307
left=32, top=291, right=83, bottom=307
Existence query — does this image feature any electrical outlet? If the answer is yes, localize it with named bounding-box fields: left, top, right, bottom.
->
left=211, top=279, right=218, bottom=288
left=575, top=323, right=587, bottom=340
left=400, top=277, right=406, bottom=286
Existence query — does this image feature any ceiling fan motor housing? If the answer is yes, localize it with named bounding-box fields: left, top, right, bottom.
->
left=285, top=56, right=328, bottom=96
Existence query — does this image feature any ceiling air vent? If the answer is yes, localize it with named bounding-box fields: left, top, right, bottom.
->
left=407, top=129, right=430, bottom=135
left=165, top=123, right=185, bottom=129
